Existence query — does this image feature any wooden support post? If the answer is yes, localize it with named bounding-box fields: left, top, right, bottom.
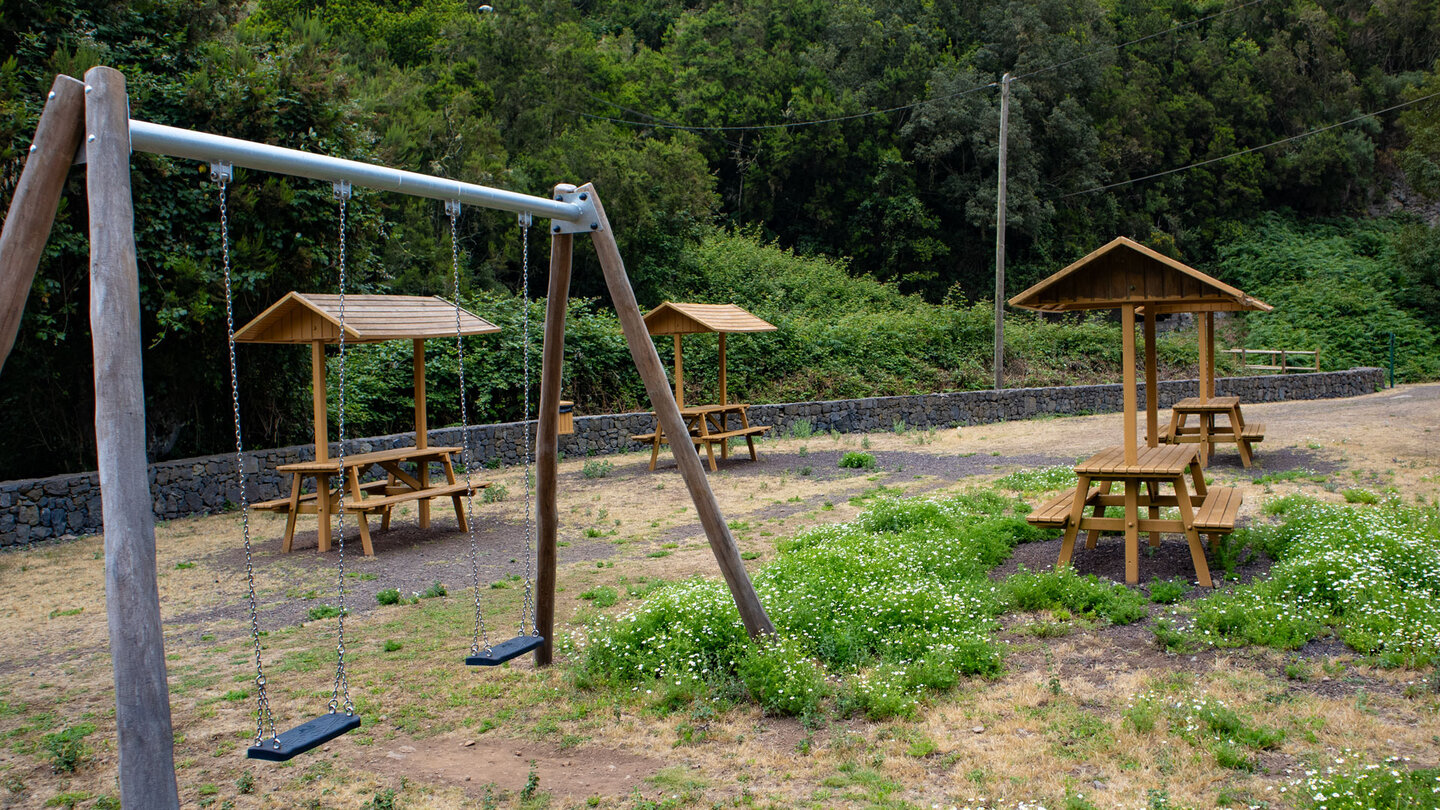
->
left=1144, top=311, right=1158, bottom=448
left=413, top=338, right=429, bottom=527
left=1197, top=311, right=1212, bottom=400
left=718, top=333, right=727, bottom=405
left=993, top=73, right=1011, bottom=391
left=583, top=184, right=775, bottom=639
left=311, top=341, right=332, bottom=546
left=1205, top=313, right=1216, bottom=396
left=0, top=74, right=86, bottom=374
left=673, top=334, right=684, bottom=408
left=1121, top=304, right=1137, bottom=466
left=84, top=66, right=181, bottom=809
left=535, top=223, right=573, bottom=667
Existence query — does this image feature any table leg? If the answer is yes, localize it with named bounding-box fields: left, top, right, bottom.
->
left=418, top=460, right=431, bottom=529
left=1198, top=413, right=1212, bottom=467
left=317, top=474, right=332, bottom=553
left=649, top=435, right=661, bottom=471
left=1188, top=457, right=1208, bottom=500
left=1146, top=479, right=1162, bottom=548
left=1232, top=407, right=1254, bottom=468
left=702, top=438, right=717, bottom=471
left=346, top=468, right=375, bottom=557
left=281, top=473, right=301, bottom=554
left=1171, top=473, right=1212, bottom=587
left=1124, top=481, right=1139, bottom=585
left=442, top=454, right=468, bottom=533
left=1057, top=475, right=1092, bottom=568
left=1086, top=480, right=1112, bottom=550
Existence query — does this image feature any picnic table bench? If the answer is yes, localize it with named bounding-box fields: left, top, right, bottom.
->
left=1153, top=395, right=1264, bottom=467
left=1024, top=444, right=1242, bottom=587
left=631, top=403, right=770, bottom=471
left=252, top=445, right=487, bottom=556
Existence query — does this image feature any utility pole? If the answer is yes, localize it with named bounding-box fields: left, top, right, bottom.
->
left=993, top=73, right=1011, bottom=391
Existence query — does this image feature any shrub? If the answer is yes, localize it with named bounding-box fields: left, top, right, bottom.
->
left=42, top=723, right=95, bottom=773
left=581, top=459, right=613, bottom=479
left=1147, top=578, right=1190, bottom=604
left=1001, top=567, right=1149, bottom=625
left=307, top=605, right=343, bottom=620
left=736, top=636, right=827, bottom=717
left=580, top=586, right=618, bottom=608
left=376, top=588, right=402, bottom=606
left=481, top=483, right=508, bottom=503
left=1342, top=488, right=1379, bottom=504
left=838, top=452, right=876, bottom=470
left=995, top=465, right=1075, bottom=492
left=420, top=580, right=447, bottom=599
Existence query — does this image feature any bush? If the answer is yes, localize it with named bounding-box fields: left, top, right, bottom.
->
left=580, top=586, right=618, bottom=608
left=838, top=452, right=876, bottom=470
left=736, top=636, right=827, bottom=717
left=307, top=605, right=343, bottom=620
left=420, top=580, right=447, bottom=599
left=376, top=588, right=402, bottom=606
left=1001, top=567, right=1150, bottom=625
left=42, top=723, right=95, bottom=773
left=581, top=460, right=613, bottom=479
left=1147, top=578, right=1190, bottom=604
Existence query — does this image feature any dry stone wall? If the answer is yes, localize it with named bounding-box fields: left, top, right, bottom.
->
left=0, top=367, right=1384, bottom=547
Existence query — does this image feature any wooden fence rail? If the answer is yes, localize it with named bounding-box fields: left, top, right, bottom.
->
left=1222, top=348, right=1320, bottom=374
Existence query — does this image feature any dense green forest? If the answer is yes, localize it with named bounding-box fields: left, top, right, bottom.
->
left=1, top=0, right=1438, bottom=477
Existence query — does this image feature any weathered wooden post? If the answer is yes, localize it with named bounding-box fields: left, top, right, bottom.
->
left=582, top=184, right=775, bottom=639
left=84, top=65, right=181, bottom=808
left=534, top=202, right=574, bottom=665
left=0, top=74, right=86, bottom=373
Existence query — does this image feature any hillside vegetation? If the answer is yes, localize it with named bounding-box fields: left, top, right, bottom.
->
left=1, top=0, right=1438, bottom=475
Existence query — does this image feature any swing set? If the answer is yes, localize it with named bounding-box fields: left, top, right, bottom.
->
left=0, top=68, right=775, bottom=807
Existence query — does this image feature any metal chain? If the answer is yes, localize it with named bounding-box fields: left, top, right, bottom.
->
left=519, top=217, right=536, bottom=636
left=328, top=183, right=355, bottom=716
left=451, top=202, right=491, bottom=654
left=218, top=173, right=278, bottom=748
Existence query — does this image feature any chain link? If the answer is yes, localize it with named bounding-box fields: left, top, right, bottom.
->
left=519, top=219, right=537, bottom=636
left=220, top=177, right=279, bottom=748
left=328, top=186, right=355, bottom=717
left=450, top=203, right=491, bottom=654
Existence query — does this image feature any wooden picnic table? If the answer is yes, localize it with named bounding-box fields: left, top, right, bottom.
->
left=253, top=445, right=486, bottom=556
left=632, top=403, right=771, bottom=471
left=1027, top=444, right=1244, bottom=587
left=1158, top=395, right=1265, bottom=468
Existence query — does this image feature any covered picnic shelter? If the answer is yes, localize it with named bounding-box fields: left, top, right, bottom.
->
left=1008, top=236, right=1271, bottom=587
left=235, top=292, right=499, bottom=549
left=642, top=302, right=777, bottom=406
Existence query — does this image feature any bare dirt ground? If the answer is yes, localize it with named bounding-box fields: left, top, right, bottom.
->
left=0, top=384, right=1436, bottom=809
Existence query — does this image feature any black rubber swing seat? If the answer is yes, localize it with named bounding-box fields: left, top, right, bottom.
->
left=246, top=712, right=361, bottom=762
left=465, top=635, right=544, bottom=666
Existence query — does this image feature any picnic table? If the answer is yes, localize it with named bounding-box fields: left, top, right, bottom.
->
left=632, top=403, right=771, bottom=471
left=253, top=445, right=486, bottom=556
left=1025, top=444, right=1242, bottom=587
left=1156, top=395, right=1265, bottom=468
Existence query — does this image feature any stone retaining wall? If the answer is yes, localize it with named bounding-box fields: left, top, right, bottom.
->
left=0, top=367, right=1384, bottom=547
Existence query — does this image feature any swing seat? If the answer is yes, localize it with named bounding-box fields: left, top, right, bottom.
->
left=246, top=712, right=361, bottom=762
left=465, top=635, right=544, bottom=666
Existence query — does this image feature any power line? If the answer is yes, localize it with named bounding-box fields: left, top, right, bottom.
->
left=1057, top=89, right=1440, bottom=198
left=579, top=0, right=1269, bottom=134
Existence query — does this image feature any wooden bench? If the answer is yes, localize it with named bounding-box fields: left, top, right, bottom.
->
left=251, top=480, right=386, bottom=512
left=632, top=425, right=771, bottom=471
left=1025, top=488, right=1099, bottom=529
left=1192, top=486, right=1241, bottom=534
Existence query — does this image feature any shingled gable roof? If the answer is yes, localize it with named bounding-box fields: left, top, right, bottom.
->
left=1007, top=236, right=1271, bottom=314
left=235, top=293, right=500, bottom=344
left=643, top=302, right=777, bottom=335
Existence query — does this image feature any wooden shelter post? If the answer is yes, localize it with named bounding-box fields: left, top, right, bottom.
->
left=1202, top=312, right=1216, bottom=399
left=718, top=333, right=727, bottom=405
left=413, top=338, right=429, bottom=527
left=672, top=335, right=684, bottom=408
left=582, top=184, right=775, bottom=639
left=1144, top=312, right=1158, bottom=448
left=310, top=340, right=332, bottom=547
left=535, top=222, right=574, bottom=666
left=1121, top=304, right=1138, bottom=465
left=84, top=65, right=181, bottom=809
left=0, top=75, right=86, bottom=374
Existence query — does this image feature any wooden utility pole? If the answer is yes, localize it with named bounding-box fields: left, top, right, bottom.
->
left=993, top=73, right=1012, bottom=391
left=84, top=65, right=181, bottom=809
left=535, top=216, right=574, bottom=666
left=0, top=74, right=86, bottom=374
left=584, top=184, right=775, bottom=639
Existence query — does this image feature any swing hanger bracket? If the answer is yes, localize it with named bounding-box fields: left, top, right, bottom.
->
left=209, top=161, right=232, bottom=183
left=445, top=199, right=462, bottom=219
left=333, top=179, right=352, bottom=200
left=548, top=188, right=601, bottom=235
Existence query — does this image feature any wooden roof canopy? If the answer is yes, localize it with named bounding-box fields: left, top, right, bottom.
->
left=1007, top=237, right=1272, bottom=466
left=1008, top=237, right=1271, bottom=315
left=642, top=302, right=775, bottom=407
left=643, top=302, right=777, bottom=335
left=235, top=292, right=499, bottom=344
left=235, top=292, right=500, bottom=466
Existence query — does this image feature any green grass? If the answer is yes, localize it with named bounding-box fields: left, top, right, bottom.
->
left=1293, top=760, right=1440, bottom=809
left=581, top=460, right=613, bottom=479
left=995, top=465, right=1075, bottom=492
left=580, top=586, right=618, bottom=608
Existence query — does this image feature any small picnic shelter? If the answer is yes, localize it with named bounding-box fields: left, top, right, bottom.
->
left=236, top=292, right=499, bottom=554
left=1008, top=237, right=1270, bottom=586
left=631, top=303, right=777, bottom=471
